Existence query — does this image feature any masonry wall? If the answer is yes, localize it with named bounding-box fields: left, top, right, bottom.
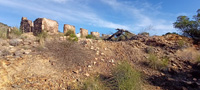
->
left=34, top=18, right=58, bottom=35
left=91, top=32, right=100, bottom=38
left=20, top=17, right=33, bottom=33
left=63, top=24, right=75, bottom=34
left=80, top=28, right=88, bottom=37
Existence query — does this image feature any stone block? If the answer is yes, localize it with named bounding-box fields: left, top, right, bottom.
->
left=91, top=32, right=100, bottom=38
left=63, top=24, right=75, bottom=34
left=80, top=28, right=88, bottom=37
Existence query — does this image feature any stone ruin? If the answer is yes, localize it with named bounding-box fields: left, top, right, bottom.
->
left=20, top=17, right=33, bottom=33
left=63, top=24, right=75, bottom=34
left=91, top=32, right=100, bottom=38
left=20, top=17, right=104, bottom=38
left=34, top=18, right=58, bottom=35
left=80, top=28, right=88, bottom=37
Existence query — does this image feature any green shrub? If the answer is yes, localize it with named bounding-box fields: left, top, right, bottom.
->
left=64, top=30, right=74, bottom=36
left=148, top=54, right=169, bottom=70
left=86, top=34, right=96, bottom=39
left=36, top=31, right=48, bottom=45
left=10, top=27, right=22, bottom=36
left=0, top=30, right=7, bottom=39
left=110, top=61, right=142, bottom=90
left=81, top=77, right=108, bottom=90
left=64, top=31, right=78, bottom=42
left=138, top=32, right=149, bottom=36
left=148, top=54, right=159, bottom=69
left=160, top=57, right=169, bottom=70
left=196, top=55, right=200, bottom=64
left=177, top=40, right=185, bottom=48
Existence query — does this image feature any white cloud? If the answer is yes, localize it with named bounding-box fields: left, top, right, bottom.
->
left=100, top=0, right=176, bottom=35
left=0, top=0, right=177, bottom=35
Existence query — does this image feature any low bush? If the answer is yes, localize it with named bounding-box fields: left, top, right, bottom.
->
left=64, top=30, right=74, bottom=36
left=36, top=31, right=48, bottom=45
left=177, top=40, right=185, bottom=48
left=79, top=61, right=143, bottom=90
left=110, top=61, right=142, bottom=90
left=147, top=54, right=169, bottom=70
left=81, top=76, right=108, bottom=90
left=65, top=31, right=78, bottom=42
left=138, top=32, right=149, bottom=36
left=86, top=34, right=96, bottom=39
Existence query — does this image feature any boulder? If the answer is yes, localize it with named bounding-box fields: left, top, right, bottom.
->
left=9, top=39, right=23, bottom=46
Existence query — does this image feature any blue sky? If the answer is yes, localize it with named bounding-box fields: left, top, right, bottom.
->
left=0, top=0, right=200, bottom=35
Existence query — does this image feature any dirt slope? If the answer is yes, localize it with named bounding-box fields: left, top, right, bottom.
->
left=0, top=33, right=200, bottom=90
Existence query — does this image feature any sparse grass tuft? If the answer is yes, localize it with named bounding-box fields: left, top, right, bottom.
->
left=148, top=53, right=159, bottom=69
left=0, top=29, right=7, bottom=39
left=36, top=31, right=48, bottom=45
left=86, top=34, right=96, bottom=39
left=64, top=30, right=74, bottom=36
left=81, top=76, right=108, bottom=90
left=147, top=54, right=169, bottom=70
left=79, top=61, right=143, bottom=90
left=177, top=40, right=185, bottom=48
left=196, top=55, right=200, bottom=64
left=110, top=61, right=142, bottom=90
left=65, top=31, right=78, bottom=42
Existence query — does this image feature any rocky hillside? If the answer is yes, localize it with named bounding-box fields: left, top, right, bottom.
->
left=0, top=22, right=10, bottom=31
left=0, top=30, right=200, bottom=90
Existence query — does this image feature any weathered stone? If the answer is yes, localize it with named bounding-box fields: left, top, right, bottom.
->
left=34, top=18, right=58, bottom=35
left=91, top=32, right=100, bottom=38
left=9, top=39, right=23, bottom=46
left=80, top=28, right=88, bottom=37
left=63, top=24, right=75, bottom=34
left=20, top=17, right=33, bottom=33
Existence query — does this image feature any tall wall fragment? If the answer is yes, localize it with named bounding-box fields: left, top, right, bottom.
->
left=63, top=24, right=75, bottom=34
left=80, top=28, right=88, bottom=37
left=20, top=17, right=33, bottom=33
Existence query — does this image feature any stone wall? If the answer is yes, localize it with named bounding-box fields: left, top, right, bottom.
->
left=91, top=32, right=100, bottom=38
left=20, top=17, right=33, bottom=33
left=80, top=28, right=88, bottom=37
left=63, top=24, right=75, bottom=34
left=34, top=18, right=58, bottom=35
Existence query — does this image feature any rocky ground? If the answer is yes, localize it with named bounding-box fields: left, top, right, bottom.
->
left=0, top=32, right=200, bottom=90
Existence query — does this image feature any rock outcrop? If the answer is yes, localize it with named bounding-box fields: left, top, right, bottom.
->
left=63, top=24, right=75, bottom=34
left=20, top=17, right=33, bottom=33
left=91, top=32, right=100, bottom=38
left=80, top=28, right=88, bottom=37
left=34, top=18, right=58, bottom=35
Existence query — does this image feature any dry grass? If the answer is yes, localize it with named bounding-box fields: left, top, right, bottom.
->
left=39, top=40, right=95, bottom=70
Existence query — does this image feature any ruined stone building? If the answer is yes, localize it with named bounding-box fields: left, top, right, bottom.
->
left=63, top=24, right=75, bottom=34
left=20, top=17, right=33, bottom=33
left=34, top=18, right=58, bottom=35
left=80, top=28, right=88, bottom=37
left=91, top=32, right=100, bottom=38
left=20, top=17, right=103, bottom=38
